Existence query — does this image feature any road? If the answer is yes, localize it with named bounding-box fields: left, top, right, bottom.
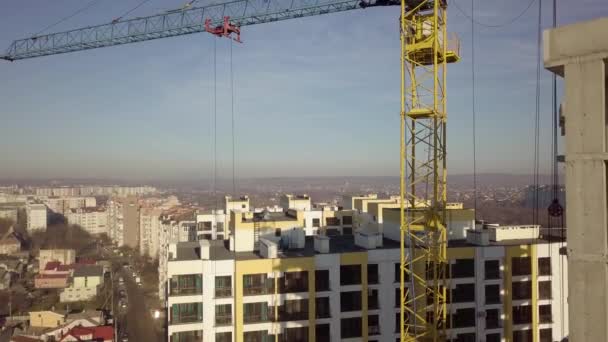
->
left=116, top=268, right=163, bottom=342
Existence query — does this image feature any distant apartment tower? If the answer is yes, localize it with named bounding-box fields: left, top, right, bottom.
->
left=280, top=194, right=312, bottom=211
left=196, top=210, right=228, bottom=241
left=140, top=208, right=162, bottom=258
left=0, top=207, right=18, bottom=222
left=26, top=203, right=48, bottom=232
left=342, top=193, right=377, bottom=210
left=225, top=195, right=250, bottom=212
left=43, top=196, right=96, bottom=215
left=65, top=208, right=108, bottom=235
left=107, top=199, right=124, bottom=246
left=123, top=196, right=140, bottom=249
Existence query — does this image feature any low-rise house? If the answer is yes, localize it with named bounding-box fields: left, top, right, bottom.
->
left=39, top=249, right=75, bottom=270
left=34, top=274, right=70, bottom=289
left=29, top=311, right=66, bottom=328
left=40, top=262, right=73, bottom=276
left=58, top=326, right=113, bottom=342
left=0, top=235, right=20, bottom=255
left=41, top=311, right=105, bottom=341
left=59, top=265, right=103, bottom=303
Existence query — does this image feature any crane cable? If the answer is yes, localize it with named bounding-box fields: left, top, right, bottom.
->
left=213, top=37, right=218, bottom=211
left=532, top=0, right=542, bottom=227
left=113, top=0, right=155, bottom=22
left=452, top=0, right=537, bottom=28
left=231, top=39, right=237, bottom=196
left=471, top=0, right=477, bottom=220
left=33, top=0, right=101, bottom=36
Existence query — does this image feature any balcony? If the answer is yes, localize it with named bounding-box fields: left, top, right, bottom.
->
left=215, top=315, right=232, bottom=326
left=169, top=274, right=202, bottom=297
left=243, top=274, right=274, bottom=296
left=278, top=271, right=308, bottom=294
left=244, top=302, right=271, bottom=324
left=215, top=287, right=232, bottom=298
left=315, top=297, right=331, bottom=319
left=244, top=314, right=271, bottom=324
left=170, top=303, right=203, bottom=325
left=315, top=270, right=330, bottom=292
left=276, top=309, right=309, bottom=322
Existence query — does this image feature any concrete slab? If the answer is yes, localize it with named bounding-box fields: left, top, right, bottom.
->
left=544, top=16, right=608, bottom=76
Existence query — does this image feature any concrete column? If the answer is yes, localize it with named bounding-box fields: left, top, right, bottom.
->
left=544, top=17, right=608, bottom=342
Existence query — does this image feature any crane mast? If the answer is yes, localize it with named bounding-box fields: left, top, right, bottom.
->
left=400, top=0, right=459, bottom=341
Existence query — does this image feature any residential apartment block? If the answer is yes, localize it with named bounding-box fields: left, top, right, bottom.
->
left=26, top=203, right=48, bottom=232
left=65, top=208, right=108, bottom=235
left=163, top=212, right=568, bottom=342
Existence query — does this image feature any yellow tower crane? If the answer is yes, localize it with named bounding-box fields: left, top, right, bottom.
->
left=399, top=0, right=459, bottom=341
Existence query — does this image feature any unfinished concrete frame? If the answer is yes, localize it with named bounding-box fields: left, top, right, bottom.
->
left=544, top=17, right=608, bottom=341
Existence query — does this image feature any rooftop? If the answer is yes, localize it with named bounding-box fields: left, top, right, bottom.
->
left=171, top=235, right=400, bottom=262
left=242, top=211, right=297, bottom=223
left=73, top=265, right=103, bottom=278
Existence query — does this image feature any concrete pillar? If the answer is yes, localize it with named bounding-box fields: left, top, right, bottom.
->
left=544, top=17, right=608, bottom=342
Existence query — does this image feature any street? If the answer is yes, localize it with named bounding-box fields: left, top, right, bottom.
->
left=117, top=268, right=161, bottom=341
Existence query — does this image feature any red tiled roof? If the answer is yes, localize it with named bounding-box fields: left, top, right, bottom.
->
left=62, top=325, right=113, bottom=341
left=44, top=261, right=61, bottom=270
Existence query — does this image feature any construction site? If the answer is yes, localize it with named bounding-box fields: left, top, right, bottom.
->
left=1, top=0, right=608, bottom=341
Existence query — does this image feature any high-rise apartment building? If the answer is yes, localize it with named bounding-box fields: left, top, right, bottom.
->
left=26, top=203, right=47, bottom=233
left=65, top=208, right=108, bottom=235
left=140, top=208, right=162, bottom=258
left=123, top=196, right=140, bottom=249
left=107, top=198, right=124, bottom=246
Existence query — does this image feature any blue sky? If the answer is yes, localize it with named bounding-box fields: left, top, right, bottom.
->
left=1, top=0, right=607, bottom=180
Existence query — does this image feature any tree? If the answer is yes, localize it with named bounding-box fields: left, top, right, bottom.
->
left=0, top=218, right=14, bottom=236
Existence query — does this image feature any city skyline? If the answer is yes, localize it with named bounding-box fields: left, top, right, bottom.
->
left=1, top=0, right=606, bottom=179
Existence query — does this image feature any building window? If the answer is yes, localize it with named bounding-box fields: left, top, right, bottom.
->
left=170, top=302, right=203, bottom=324
left=367, top=264, right=379, bottom=284
left=451, top=283, right=475, bottom=303
left=512, top=281, right=532, bottom=300
left=513, top=305, right=532, bottom=325
left=315, top=297, right=331, bottom=318
left=340, top=264, right=361, bottom=285
left=278, top=299, right=308, bottom=321
left=215, top=275, right=232, bottom=297
left=451, top=259, right=475, bottom=278
left=216, top=332, right=231, bottom=342
left=169, top=274, right=202, bottom=296
left=340, top=291, right=362, bottom=312
left=315, top=324, right=330, bottom=342
left=279, top=327, right=307, bottom=342
left=485, top=284, right=501, bottom=304
left=394, top=263, right=410, bottom=283
left=485, top=260, right=500, bottom=279
left=452, top=308, right=475, bottom=328
left=539, top=304, right=552, bottom=323
left=243, top=274, right=273, bottom=296
left=342, top=215, right=353, bottom=225
left=279, top=271, right=308, bottom=293
left=540, top=328, right=553, bottom=342
left=215, top=304, right=232, bottom=326
left=539, top=280, right=552, bottom=300
left=368, top=288, right=379, bottom=310
left=275, top=228, right=281, bottom=237
left=342, top=227, right=353, bottom=235
left=216, top=222, right=224, bottom=232
left=538, top=257, right=551, bottom=276
left=486, top=333, right=501, bottom=342
left=244, top=330, right=270, bottom=342
left=315, top=270, right=330, bottom=291
left=243, top=302, right=270, bottom=323
left=171, top=330, right=203, bottom=342
left=513, top=329, right=533, bottom=342
left=341, top=317, right=362, bottom=338
left=326, top=217, right=340, bottom=226
left=486, top=309, right=501, bottom=329
left=368, top=314, right=380, bottom=336
left=512, top=257, right=531, bottom=276
left=455, top=333, right=476, bottom=342
left=312, top=218, right=320, bottom=228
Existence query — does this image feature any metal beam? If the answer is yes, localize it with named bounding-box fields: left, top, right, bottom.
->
left=1, top=0, right=397, bottom=61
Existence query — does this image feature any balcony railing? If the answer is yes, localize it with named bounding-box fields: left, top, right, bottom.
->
left=215, top=287, right=232, bottom=298
left=169, top=286, right=202, bottom=296
left=368, top=325, right=381, bottom=336
left=215, top=315, right=232, bottom=326
left=276, top=310, right=309, bottom=321
left=316, top=308, right=331, bottom=319
left=243, top=284, right=274, bottom=296
left=171, top=314, right=203, bottom=325
left=244, top=314, right=270, bottom=324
